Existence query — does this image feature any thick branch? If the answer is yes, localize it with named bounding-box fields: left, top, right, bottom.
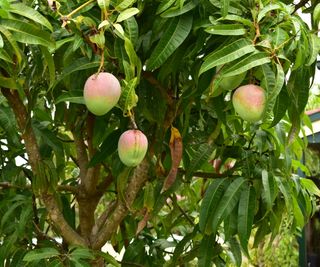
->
left=91, top=159, right=150, bottom=249
left=1, top=89, right=86, bottom=247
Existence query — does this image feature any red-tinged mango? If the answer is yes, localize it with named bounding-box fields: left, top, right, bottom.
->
left=118, top=129, right=148, bottom=167
left=83, top=72, right=121, bottom=116
left=232, top=84, right=266, bottom=122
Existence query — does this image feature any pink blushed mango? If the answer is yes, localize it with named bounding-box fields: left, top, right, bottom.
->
left=83, top=72, right=121, bottom=116
left=232, top=84, right=266, bottom=122
left=118, top=130, right=148, bottom=167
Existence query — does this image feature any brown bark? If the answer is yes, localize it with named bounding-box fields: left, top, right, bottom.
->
left=1, top=89, right=86, bottom=247
left=91, top=159, right=150, bottom=249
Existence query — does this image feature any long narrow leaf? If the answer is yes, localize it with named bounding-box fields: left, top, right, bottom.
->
left=211, top=177, right=246, bottom=234
left=205, top=24, right=246, bottom=36
left=10, top=3, right=53, bottom=31
left=199, top=38, right=255, bottom=76
left=146, top=15, right=193, bottom=70
left=237, top=186, right=256, bottom=256
left=222, top=52, right=271, bottom=77
left=0, top=19, right=55, bottom=49
left=199, top=178, right=229, bottom=233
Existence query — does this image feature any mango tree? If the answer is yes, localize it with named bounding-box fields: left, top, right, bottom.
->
left=0, top=0, right=320, bottom=266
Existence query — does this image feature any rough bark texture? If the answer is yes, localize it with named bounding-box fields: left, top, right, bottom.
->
left=2, top=89, right=86, bottom=247
left=92, top=159, right=150, bottom=249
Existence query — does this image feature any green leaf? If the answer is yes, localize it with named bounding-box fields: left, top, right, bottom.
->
left=198, top=234, right=215, bottom=267
left=70, top=247, right=94, bottom=260
left=237, top=185, right=255, bottom=256
left=205, top=24, right=246, bottom=36
left=9, top=3, right=53, bottom=31
left=88, top=129, right=122, bottom=167
left=185, top=143, right=214, bottom=180
left=98, top=252, right=121, bottom=267
left=115, top=0, right=136, bottom=11
left=211, top=177, right=245, bottom=234
left=0, top=75, right=19, bottom=89
left=161, top=0, right=198, bottom=18
left=52, top=57, right=100, bottom=89
left=261, top=170, right=276, bottom=210
left=116, top=7, right=139, bottom=23
left=118, top=77, right=138, bottom=115
left=221, top=0, right=230, bottom=17
left=23, top=248, right=60, bottom=262
left=228, top=237, right=242, bottom=267
left=222, top=52, right=271, bottom=77
left=0, top=48, right=13, bottom=63
left=156, top=0, right=175, bottom=15
left=257, top=4, right=283, bottom=22
left=0, top=19, right=55, bottom=49
left=292, top=195, right=305, bottom=228
left=146, top=15, right=193, bottom=70
left=40, top=46, right=55, bottom=87
left=199, top=38, right=255, bottom=76
left=300, top=178, right=320, bottom=197
left=55, top=90, right=85, bottom=105
left=199, top=178, right=229, bottom=233
left=270, top=87, right=289, bottom=127
left=306, top=33, right=320, bottom=66
left=0, top=25, right=22, bottom=64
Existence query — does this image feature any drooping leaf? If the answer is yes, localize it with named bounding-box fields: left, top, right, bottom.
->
left=222, top=52, right=271, bottom=77
left=162, top=127, right=183, bottom=192
left=237, top=185, right=256, bottom=256
left=261, top=170, right=276, bottom=210
left=198, top=234, right=215, bottom=267
left=199, top=38, right=255, bottom=76
left=0, top=19, right=55, bottom=49
left=210, top=177, right=246, bottom=234
left=199, top=178, right=229, bottom=233
left=9, top=3, right=53, bottom=31
left=146, top=15, right=193, bottom=70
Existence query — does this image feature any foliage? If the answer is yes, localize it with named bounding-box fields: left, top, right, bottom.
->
left=0, top=0, right=320, bottom=266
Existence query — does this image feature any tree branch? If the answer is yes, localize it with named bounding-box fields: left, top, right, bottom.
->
left=91, top=159, right=150, bottom=249
left=1, top=88, right=86, bottom=247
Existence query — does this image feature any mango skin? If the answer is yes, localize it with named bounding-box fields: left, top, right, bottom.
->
left=83, top=72, right=121, bottom=116
left=118, top=130, right=148, bottom=167
left=232, top=84, right=266, bottom=122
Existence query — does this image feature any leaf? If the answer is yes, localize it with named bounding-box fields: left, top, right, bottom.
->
left=156, top=0, right=176, bottom=15
left=98, top=251, right=121, bottom=267
left=55, top=90, right=85, bottom=105
left=146, top=15, right=193, bottom=70
left=162, top=127, right=183, bottom=192
left=221, top=0, right=230, bottom=17
left=198, top=234, right=215, bottom=267
left=199, top=38, right=255, bottom=76
left=116, top=7, right=139, bottom=23
left=257, top=4, right=282, bottom=22
left=0, top=19, right=55, bottom=49
left=160, top=0, right=198, bottom=18
left=9, top=3, right=53, bottom=31
left=222, top=52, right=271, bottom=77
left=52, top=57, right=100, bottom=89
left=306, top=33, right=320, bottom=66
left=88, top=129, right=122, bottom=167
left=261, top=170, right=275, bottom=210
left=115, top=0, right=136, bottom=11
left=185, top=143, right=214, bottom=180
left=23, top=248, right=60, bottom=262
left=237, top=186, right=256, bottom=256
left=270, top=87, right=289, bottom=127
left=228, top=237, right=242, bottom=267
left=70, top=247, right=94, bottom=260
left=210, top=177, right=246, bottom=234
left=40, top=46, right=55, bottom=87
left=300, top=178, right=320, bottom=197
left=205, top=24, right=246, bottom=36
left=118, top=77, right=138, bottom=115
left=0, top=25, right=22, bottom=64
left=0, top=75, right=19, bottom=89
left=199, top=178, right=229, bottom=233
